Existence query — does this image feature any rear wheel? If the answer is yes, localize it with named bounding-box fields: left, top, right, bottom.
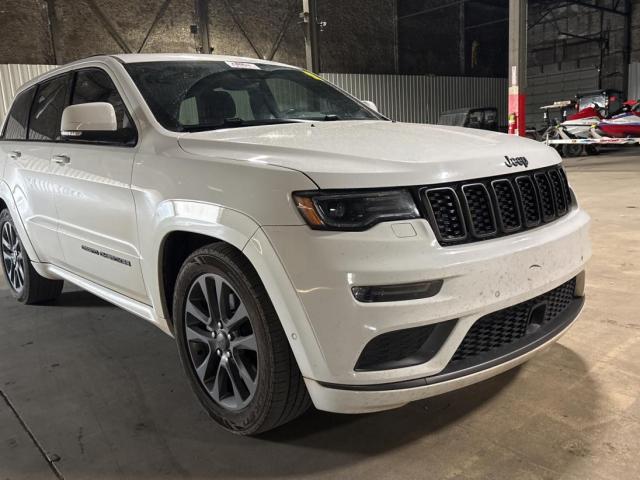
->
left=585, top=145, right=600, bottom=155
left=0, top=209, right=63, bottom=304
left=561, top=144, right=585, bottom=158
left=173, top=243, right=311, bottom=435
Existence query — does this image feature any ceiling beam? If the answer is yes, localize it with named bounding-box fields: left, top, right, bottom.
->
left=398, top=0, right=506, bottom=21
left=398, top=0, right=467, bottom=21
left=466, top=17, right=508, bottom=30
left=560, top=0, right=628, bottom=16
left=85, top=0, right=133, bottom=53
left=222, top=0, right=263, bottom=58
left=138, top=0, right=172, bottom=53
left=267, top=0, right=298, bottom=60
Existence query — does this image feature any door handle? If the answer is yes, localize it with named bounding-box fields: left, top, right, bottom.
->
left=8, top=151, right=21, bottom=160
left=51, top=154, right=71, bottom=165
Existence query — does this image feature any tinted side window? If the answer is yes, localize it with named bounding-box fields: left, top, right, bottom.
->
left=28, top=74, right=70, bottom=142
left=71, top=69, right=136, bottom=145
left=2, top=87, right=36, bottom=140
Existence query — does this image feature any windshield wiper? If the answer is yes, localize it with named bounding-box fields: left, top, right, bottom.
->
left=281, top=114, right=342, bottom=121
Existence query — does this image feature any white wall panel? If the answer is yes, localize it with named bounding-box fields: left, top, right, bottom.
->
left=0, top=64, right=56, bottom=123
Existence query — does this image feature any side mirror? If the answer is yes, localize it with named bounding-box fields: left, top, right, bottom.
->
left=361, top=100, right=379, bottom=113
left=61, top=102, right=117, bottom=137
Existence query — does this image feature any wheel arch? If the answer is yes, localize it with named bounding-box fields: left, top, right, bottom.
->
left=152, top=201, right=261, bottom=332
left=158, top=230, right=222, bottom=330
left=150, top=202, right=322, bottom=380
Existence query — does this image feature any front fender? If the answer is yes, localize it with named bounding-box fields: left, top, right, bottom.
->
left=146, top=200, right=260, bottom=324
left=154, top=200, right=260, bottom=254
left=242, top=228, right=327, bottom=382
left=144, top=200, right=322, bottom=380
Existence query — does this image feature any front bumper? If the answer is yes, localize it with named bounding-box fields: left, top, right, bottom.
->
left=305, top=293, right=584, bottom=413
left=261, top=206, right=590, bottom=386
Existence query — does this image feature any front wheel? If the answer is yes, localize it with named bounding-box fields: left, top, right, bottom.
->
left=173, top=243, right=311, bottom=435
left=0, top=209, right=63, bottom=304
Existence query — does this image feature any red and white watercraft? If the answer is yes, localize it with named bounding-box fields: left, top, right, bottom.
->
left=597, top=103, right=640, bottom=138
left=561, top=106, right=602, bottom=138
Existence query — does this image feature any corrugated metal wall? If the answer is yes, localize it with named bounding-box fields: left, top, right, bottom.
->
left=526, top=67, right=600, bottom=128
left=321, top=73, right=507, bottom=125
left=0, top=64, right=507, bottom=127
left=0, top=64, right=56, bottom=123
left=630, top=63, right=640, bottom=100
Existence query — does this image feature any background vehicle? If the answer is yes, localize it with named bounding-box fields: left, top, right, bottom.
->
left=437, top=107, right=500, bottom=131
left=538, top=101, right=601, bottom=157
left=536, top=92, right=639, bottom=157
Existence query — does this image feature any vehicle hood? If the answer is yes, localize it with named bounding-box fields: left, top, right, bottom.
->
left=178, top=121, right=561, bottom=189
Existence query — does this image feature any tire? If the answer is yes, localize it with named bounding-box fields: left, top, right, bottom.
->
left=173, top=243, right=311, bottom=435
left=586, top=145, right=600, bottom=155
left=0, top=209, right=63, bottom=304
left=562, top=144, right=584, bottom=158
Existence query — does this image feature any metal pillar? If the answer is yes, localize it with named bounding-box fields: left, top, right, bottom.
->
left=459, top=0, right=465, bottom=75
left=44, top=0, right=61, bottom=64
left=508, top=0, right=527, bottom=136
left=195, top=0, right=212, bottom=54
left=302, top=0, right=320, bottom=72
left=623, top=0, right=632, bottom=96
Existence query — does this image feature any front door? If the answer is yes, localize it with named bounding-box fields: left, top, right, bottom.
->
left=51, top=67, right=148, bottom=303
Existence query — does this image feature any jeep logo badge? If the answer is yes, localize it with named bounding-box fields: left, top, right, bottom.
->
left=504, top=155, right=529, bottom=168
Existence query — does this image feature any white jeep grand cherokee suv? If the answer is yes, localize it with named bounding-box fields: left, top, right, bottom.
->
left=0, top=54, right=590, bottom=434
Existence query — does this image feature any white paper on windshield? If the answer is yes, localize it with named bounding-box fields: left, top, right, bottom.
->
left=225, top=61, right=261, bottom=70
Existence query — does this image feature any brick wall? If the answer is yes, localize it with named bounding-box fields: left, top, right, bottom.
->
left=0, top=0, right=397, bottom=73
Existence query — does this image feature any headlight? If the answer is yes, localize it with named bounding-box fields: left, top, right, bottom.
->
left=292, top=189, right=419, bottom=231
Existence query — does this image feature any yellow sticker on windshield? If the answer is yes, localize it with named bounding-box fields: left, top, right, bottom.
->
left=303, top=70, right=323, bottom=81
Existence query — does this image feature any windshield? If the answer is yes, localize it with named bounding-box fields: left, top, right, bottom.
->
left=438, top=112, right=467, bottom=127
left=124, top=61, right=382, bottom=132
left=578, top=94, right=605, bottom=111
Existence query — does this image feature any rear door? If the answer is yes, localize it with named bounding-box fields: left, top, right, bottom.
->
left=50, top=67, right=148, bottom=303
left=1, top=76, right=70, bottom=264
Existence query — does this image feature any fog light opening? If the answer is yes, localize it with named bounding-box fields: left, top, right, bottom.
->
left=351, top=280, right=443, bottom=303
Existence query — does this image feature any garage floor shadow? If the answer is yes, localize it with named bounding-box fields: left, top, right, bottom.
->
left=48, top=289, right=113, bottom=309
left=0, top=284, right=602, bottom=480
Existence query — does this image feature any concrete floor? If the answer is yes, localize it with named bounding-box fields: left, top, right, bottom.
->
left=1, top=151, right=639, bottom=480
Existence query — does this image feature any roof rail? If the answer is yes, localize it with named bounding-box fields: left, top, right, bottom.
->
left=80, top=53, right=125, bottom=63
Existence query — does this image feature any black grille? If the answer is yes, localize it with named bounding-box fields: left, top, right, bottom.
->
left=559, top=168, right=571, bottom=200
left=515, top=176, right=541, bottom=227
left=548, top=169, right=568, bottom=215
left=424, top=188, right=466, bottom=241
left=422, top=165, right=572, bottom=246
left=451, top=278, right=577, bottom=363
left=462, top=184, right=497, bottom=237
left=534, top=172, right=556, bottom=221
left=354, top=278, right=579, bottom=373
left=492, top=180, right=521, bottom=231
